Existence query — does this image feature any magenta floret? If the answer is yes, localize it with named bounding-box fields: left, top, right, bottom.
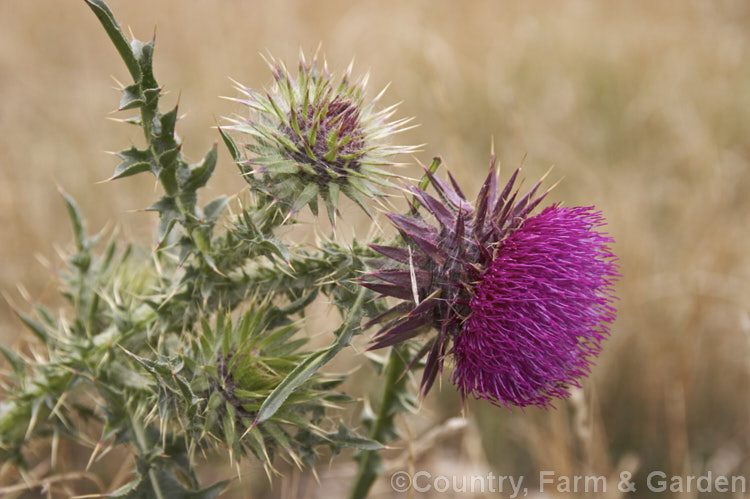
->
left=452, top=205, right=618, bottom=408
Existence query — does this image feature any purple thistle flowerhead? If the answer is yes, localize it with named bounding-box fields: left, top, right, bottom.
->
left=452, top=205, right=618, bottom=408
left=361, top=156, right=619, bottom=408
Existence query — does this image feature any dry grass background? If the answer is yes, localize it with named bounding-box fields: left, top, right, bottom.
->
left=1, top=0, right=750, bottom=497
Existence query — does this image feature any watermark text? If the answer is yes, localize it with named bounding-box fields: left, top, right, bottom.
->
left=389, top=470, right=746, bottom=495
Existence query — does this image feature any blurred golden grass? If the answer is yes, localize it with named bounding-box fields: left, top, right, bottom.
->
left=2, top=0, right=750, bottom=497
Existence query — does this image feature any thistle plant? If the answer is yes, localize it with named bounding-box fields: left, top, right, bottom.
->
left=0, top=1, right=619, bottom=498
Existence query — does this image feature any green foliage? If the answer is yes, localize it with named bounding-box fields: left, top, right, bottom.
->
left=0, top=1, right=420, bottom=497
left=123, top=302, right=381, bottom=472
left=85, top=0, right=219, bottom=250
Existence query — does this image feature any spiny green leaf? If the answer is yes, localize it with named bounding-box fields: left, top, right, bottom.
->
left=15, top=310, right=49, bottom=343
left=256, top=323, right=299, bottom=352
left=218, top=127, right=240, bottom=163
left=242, top=425, right=268, bottom=462
left=255, top=291, right=363, bottom=424
left=326, top=182, right=340, bottom=225
left=191, top=228, right=211, bottom=254
left=256, top=238, right=290, bottom=263
left=100, top=238, right=117, bottom=271
left=157, top=147, right=181, bottom=170
left=102, top=478, right=141, bottom=497
left=120, top=83, right=145, bottom=110
left=290, top=183, right=318, bottom=214
left=254, top=349, right=327, bottom=424
left=112, top=146, right=152, bottom=180
left=207, top=391, right=223, bottom=411
left=203, top=196, right=228, bottom=225
left=328, top=423, right=383, bottom=451
left=173, top=371, right=195, bottom=409
left=341, top=185, right=374, bottom=219
left=0, top=345, right=24, bottom=374
left=131, top=38, right=158, bottom=92
left=179, top=144, right=217, bottom=191
left=324, top=393, right=355, bottom=404
left=278, top=290, right=317, bottom=316
left=263, top=421, right=291, bottom=450
left=223, top=403, right=236, bottom=445
left=60, top=190, right=86, bottom=251
left=147, top=196, right=181, bottom=244
left=220, top=313, right=232, bottom=358
left=156, top=106, right=178, bottom=139
left=125, top=468, right=227, bottom=499
left=84, top=0, right=141, bottom=82
left=127, top=351, right=171, bottom=379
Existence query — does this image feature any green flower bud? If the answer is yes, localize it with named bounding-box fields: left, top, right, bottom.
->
left=224, top=50, right=418, bottom=224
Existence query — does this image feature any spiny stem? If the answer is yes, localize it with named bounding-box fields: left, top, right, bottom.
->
left=348, top=346, right=408, bottom=499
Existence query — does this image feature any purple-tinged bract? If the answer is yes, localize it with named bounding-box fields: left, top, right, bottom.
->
left=362, top=157, right=553, bottom=395
left=452, top=205, right=618, bottom=408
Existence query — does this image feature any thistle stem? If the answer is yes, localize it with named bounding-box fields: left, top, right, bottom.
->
left=347, top=158, right=441, bottom=498
left=348, top=346, right=408, bottom=499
